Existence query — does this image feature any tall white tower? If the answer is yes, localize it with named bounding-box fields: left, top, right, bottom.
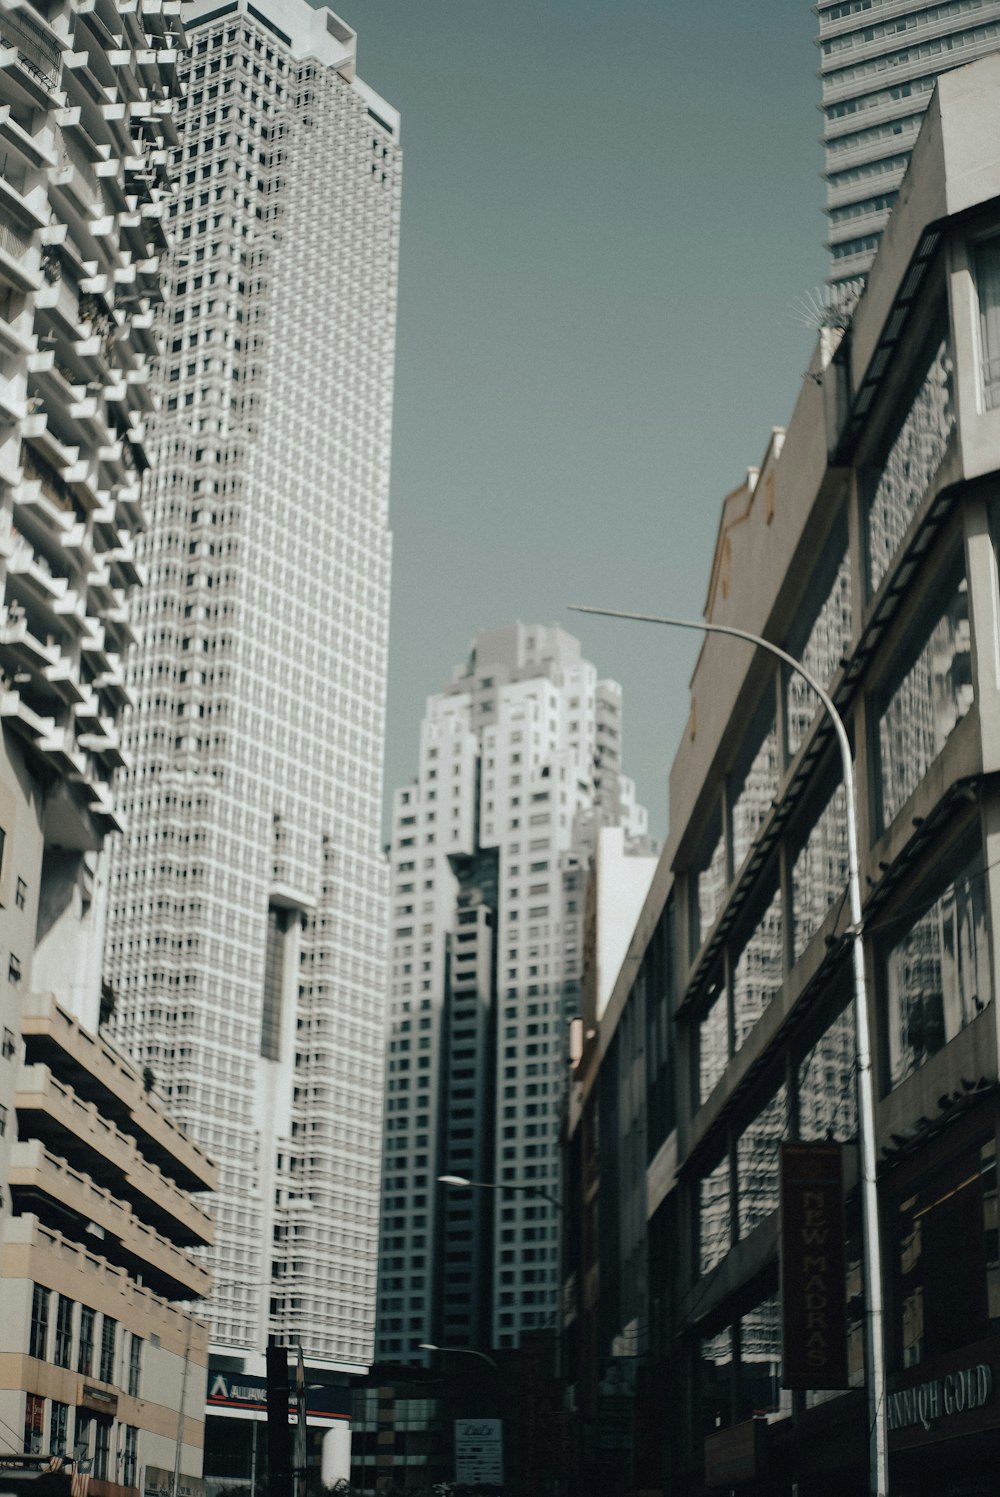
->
left=818, top=0, right=1000, bottom=283
left=376, top=625, right=653, bottom=1358
left=103, top=0, right=400, bottom=1370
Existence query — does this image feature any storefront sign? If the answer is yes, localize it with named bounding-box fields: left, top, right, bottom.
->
left=206, top=1372, right=350, bottom=1421
left=207, top=1373, right=267, bottom=1408
left=80, top=1386, right=117, bottom=1415
left=454, top=1419, right=503, bottom=1486
left=888, top=1364, right=993, bottom=1432
left=780, top=1141, right=848, bottom=1389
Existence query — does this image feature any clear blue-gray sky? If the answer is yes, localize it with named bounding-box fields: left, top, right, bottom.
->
left=322, top=0, right=828, bottom=840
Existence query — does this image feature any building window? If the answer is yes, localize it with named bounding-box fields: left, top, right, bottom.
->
left=23, top=1394, right=44, bottom=1455
left=8, top=952, right=21, bottom=985
left=736, top=1086, right=786, bottom=1240
left=699, top=1154, right=731, bottom=1277
left=730, top=706, right=779, bottom=874
left=54, top=1296, right=73, bottom=1369
left=885, top=840, right=991, bottom=1089
left=93, top=1419, right=111, bottom=1481
left=2, top=1026, right=14, bottom=1058
left=975, top=235, right=1000, bottom=409
left=50, top=1401, right=69, bottom=1456
left=29, top=1284, right=49, bottom=1360
left=798, top=1000, right=857, bottom=1143
left=786, top=521, right=852, bottom=758
left=877, top=565, right=971, bottom=830
left=128, top=1334, right=142, bottom=1397
left=123, top=1425, right=138, bottom=1487
left=99, top=1317, right=116, bottom=1385
left=738, top=1293, right=792, bottom=1423
left=791, top=779, right=848, bottom=960
left=732, top=886, right=783, bottom=1052
left=74, top=1413, right=92, bottom=1468
left=694, top=811, right=727, bottom=951
left=866, top=334, right=955, bottom=595
left=894, top=1137, right=1000, bottom=1368
left=698, top=980, right=728, bottom=1107
left=15, top=876, right=26, bottom=910
left=77, top=1307, right=95, bottom=1377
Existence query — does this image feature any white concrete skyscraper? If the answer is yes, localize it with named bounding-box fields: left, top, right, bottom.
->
left=375, top=625, right=652, bottom=1358
left=103, top=0, right=400, bottom=1374
left=818, top=0, right=1000, bottom=283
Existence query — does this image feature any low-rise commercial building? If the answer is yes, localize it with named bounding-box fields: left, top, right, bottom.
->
left=566, top=51, right=1000, bottom=1497
left=1, top=992, right=215, bottom=1493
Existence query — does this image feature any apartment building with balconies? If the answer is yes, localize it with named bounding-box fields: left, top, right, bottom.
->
left=566, top=52, right=1000, bottom=1497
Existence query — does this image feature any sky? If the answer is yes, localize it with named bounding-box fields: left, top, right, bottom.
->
left=316, top=0, right=829, bottom=842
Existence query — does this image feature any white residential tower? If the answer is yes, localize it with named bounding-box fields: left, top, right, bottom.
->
left=103, top=0, right=400, bottom=1374
left=376, top=625, right=653, bottom=1357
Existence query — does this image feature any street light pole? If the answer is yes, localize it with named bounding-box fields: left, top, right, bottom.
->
left=437, top=1173, right=565, bottom=1214
left=418, top=1343, right=500, bottom=1371
left=569, top=603, right=888, bottom=1497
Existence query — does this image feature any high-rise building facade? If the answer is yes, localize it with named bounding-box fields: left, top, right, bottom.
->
left=376, top=625, right=652, bottom=1359
left=103, top=0, right=400, bottom=1372
left=818, top=0, right=1000, bottom=283
left=0, top=1, right=213, bottom=1486
left=565, top=55, right=1000, bottom=1496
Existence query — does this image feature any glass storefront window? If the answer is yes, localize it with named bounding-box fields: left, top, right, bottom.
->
left=731, top=713, right=779, bottom=875
left=895, top=1139, right=1000, bottom=1368
left=699, top=1155, right=731, bottom=1277
left=878, top=568, right=971, bottom=829
left=791, top=781, right=849, bottom=960
left=867, top=337, right=955, bottom=595
left=798, top=1003, right=857, bottom=1144
left=736, top=1086, right=786, bottom=1240
left=733, top=887, right=783, bottom=1052
left=787, top=542, right=852, bottom=758
left=738, top=1293, right=792, bottom=1423
left=699, top=981, right=728, bottom=1107
left=885, top=842, right=990, bottom=1088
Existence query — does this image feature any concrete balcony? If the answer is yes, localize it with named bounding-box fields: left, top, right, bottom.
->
left=20, top=992, right=217, bottom=1196
left=14, top=1062, right=213, bottom=1248
left=0, top=214, right=39, bottom=292
left=7, top=1140, right=211, bottom=1301
left=0, top=1213, right=208, bottom=1347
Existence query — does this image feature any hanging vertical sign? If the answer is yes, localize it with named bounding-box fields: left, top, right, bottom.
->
left=780, top=1141, right=848, bottom=1389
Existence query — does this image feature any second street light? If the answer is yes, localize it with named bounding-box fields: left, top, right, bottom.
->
left=437, top=1173, right=565, bottom=1214
left=569, top=602, right=888, bottom=1497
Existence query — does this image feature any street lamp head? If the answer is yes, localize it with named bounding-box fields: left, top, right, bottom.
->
left=417, top=1343, right=438, bottom=1353
left=437, top=1174, right=472, bottom=1187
